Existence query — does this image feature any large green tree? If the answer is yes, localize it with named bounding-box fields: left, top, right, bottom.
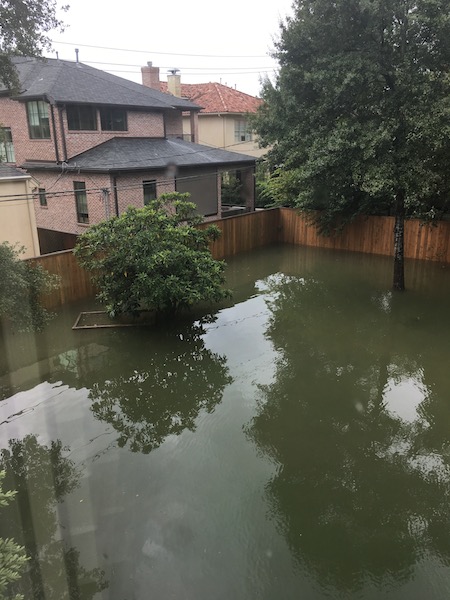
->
left=74, top=193, right=231, bottom=318
left=254, top=0, right=450, bottom=289
left=0, top=0, right=67, bottom=89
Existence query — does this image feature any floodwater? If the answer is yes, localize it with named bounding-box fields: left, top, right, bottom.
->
left=1, top=244, right=450, bottom=600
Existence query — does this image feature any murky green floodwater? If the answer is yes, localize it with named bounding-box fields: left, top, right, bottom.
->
left=1, top=244, right=450, bottom=600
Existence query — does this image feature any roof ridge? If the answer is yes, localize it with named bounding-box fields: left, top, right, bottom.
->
left=213, top=82, right=228, bottom=112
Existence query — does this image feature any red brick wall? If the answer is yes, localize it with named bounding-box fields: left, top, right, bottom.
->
left=62, top=109, right=166, bottom=159
left=114, top=171, right=175, bottom=214
left=32, top=170, right=112, bottom=235
left=165, top=110, right=183, bottom=137
left=32, top=169, right=177, bottom=234
left=0, top=97, right=57, bottom=165
left=1, top=97, right=171, bottom=165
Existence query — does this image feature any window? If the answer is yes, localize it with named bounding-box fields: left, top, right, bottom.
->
left=27, top=101, right=50, bottom=139
left=0, top=127, right=15, bottom=162
left=74, top=181, right=89, bottom=224
left=38, top=188, right=47, bottom=207
left=143, top=180, right=157, bottom=205
left=100, top=108, right=127, bottom=131
left=67, top=105, right=97, bottom=130
left=234, top=119, right=252, bottom=143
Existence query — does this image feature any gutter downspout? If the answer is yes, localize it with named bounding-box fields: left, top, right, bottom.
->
left=50, top=105, right=60, bottom=163
left=58, top=106, right=68, bottom=161
left=113, top=175, right=119, bottom=216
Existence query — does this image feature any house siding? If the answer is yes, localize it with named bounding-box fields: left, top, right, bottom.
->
left=0, top=175, right=40, bottom=257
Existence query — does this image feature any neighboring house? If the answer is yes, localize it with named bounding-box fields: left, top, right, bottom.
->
left=147, top=66, right=264, bottom=158
left=0, top=57, right=256, bottom=253
left=0, top=164, right=40, bottom=258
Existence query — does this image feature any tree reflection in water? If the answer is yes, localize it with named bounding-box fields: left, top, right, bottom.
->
left=0, top=435, right=108, bottom=599
left=247, top=272, right=450, bottom=593
left=87, top=320, right=232, bottom=454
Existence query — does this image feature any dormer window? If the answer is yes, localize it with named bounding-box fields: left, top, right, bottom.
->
left=100, top=108, right=127, bottom=131
left=67, top=105, right=97, bottom=130
left=27, top=101, right=50, bottom=139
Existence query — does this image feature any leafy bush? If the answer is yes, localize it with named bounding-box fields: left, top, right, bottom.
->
left=0, top=243, right=59, bottom=331
left=74, top=193, right=231, bottom=318
left=221, top=174, right=243, bottom=206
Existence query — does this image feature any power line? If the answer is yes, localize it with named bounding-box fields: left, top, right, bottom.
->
left=0, top=165, right=256, bottom=202
left=50, top=39, right=269, bottom=59
left=105, top=68, right=273, bottom=77
left=82, top=60, right=274, bottom=71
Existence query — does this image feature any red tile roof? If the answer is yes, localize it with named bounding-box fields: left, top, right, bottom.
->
left=160, top=82, right=262, bottom=114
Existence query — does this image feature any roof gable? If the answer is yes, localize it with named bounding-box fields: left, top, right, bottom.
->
left=160, top=81, right=262, bottom=114
left=1, top=57, right=200, bottom=111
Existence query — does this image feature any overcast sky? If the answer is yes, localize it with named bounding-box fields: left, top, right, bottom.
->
left=47, top=0, right=294, bottom=97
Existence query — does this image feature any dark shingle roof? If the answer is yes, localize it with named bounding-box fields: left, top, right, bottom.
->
left=22, top=137, right=256, bottom=173
left=0, top=164, right=31, bottom=179
left=1, top=57, right=200, bottom=111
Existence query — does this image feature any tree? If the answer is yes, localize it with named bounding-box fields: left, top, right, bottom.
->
left=0, top=471, right=27, bottom=600
left=254, top=0, right=450, bottom=290
left=0, top=436, right=108, bottom=599
left=246, top=260, right=450, bottom=593
left=0, top=242, right=59, bottom=331
left=0, top=0, right=68, bottom=90
left=74, top=193, right=231, bottom=318
left=87, top=322, right=232, bottom=453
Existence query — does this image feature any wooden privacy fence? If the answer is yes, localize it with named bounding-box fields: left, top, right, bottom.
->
left=29, top=249, right=96, bottom=309
left=198, top=208, right=281, bottom=259
left=278, top=208, right=450, bottom=263
left=31, top=208, right=450, bottom=309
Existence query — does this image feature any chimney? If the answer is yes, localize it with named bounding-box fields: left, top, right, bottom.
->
left=167, top=68, right=181, bottom=97
left=141, top=61, right=161, bottom=90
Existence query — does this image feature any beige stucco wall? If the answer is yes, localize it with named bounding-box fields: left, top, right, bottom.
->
left=182, top=114, right=266, bottom=158
left=0, top=176, right=40, bottom=258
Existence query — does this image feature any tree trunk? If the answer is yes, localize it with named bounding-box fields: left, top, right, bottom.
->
left=393, top=190, right=405, bottom=291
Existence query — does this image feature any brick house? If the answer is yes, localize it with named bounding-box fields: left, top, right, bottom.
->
left=0, top=57, right=256, bottom=253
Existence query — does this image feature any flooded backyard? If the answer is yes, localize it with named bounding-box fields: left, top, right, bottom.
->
left=1, top=243, right=450, bottom=599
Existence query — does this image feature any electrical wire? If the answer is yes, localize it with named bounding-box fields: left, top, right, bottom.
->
left=50, top=40, right=269, bottom=59
left=105, top=69, right=273, bottom=76
left=0, top=165, right=256, bottom=202
left=82, top=60, right=274, bottom=71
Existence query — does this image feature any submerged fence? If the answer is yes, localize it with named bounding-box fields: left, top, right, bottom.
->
left=32, top=208, right=450, bottom=309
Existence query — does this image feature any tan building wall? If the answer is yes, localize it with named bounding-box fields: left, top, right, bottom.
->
left=0, top=175, right=40, bottom=258
left=182, top=113, right=266, bottom=158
